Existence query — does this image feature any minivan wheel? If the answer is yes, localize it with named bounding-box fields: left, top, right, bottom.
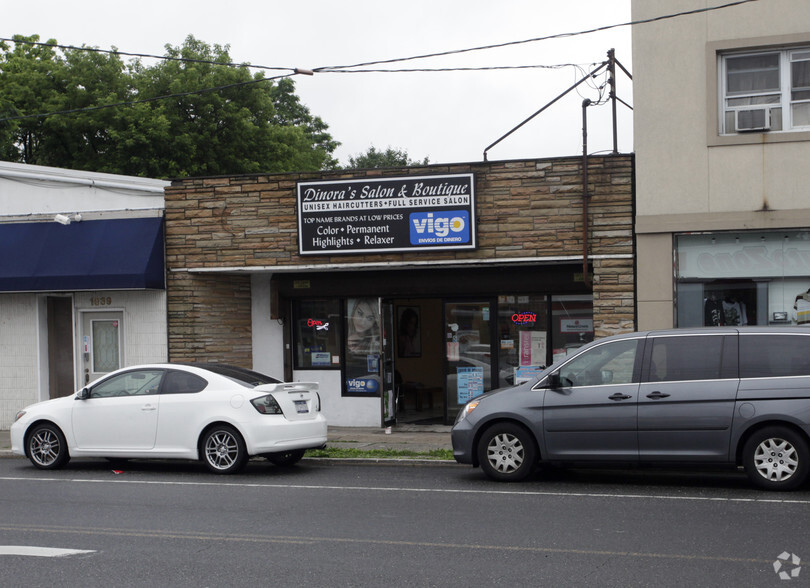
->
left=477, top=423, right=537, bottom=482
left=201, top=425, right=248, bottom=474
left=743, top=427, right=809, bottom=491
left=27, top=423, right=70, bottom=470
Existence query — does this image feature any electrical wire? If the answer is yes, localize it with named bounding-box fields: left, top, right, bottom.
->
left=313, top=0, right=760, bottom=71
left=0, top=0, right=759, bottom=123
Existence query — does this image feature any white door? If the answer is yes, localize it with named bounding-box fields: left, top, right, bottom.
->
left=81, top=311, right=123, bottom=386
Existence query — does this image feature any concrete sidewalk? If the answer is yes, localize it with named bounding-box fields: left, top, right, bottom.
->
left=0, top=425, right=453, bottom=456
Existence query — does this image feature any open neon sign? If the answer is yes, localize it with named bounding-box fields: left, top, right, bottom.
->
left=307, top=319, right=330, bottom=331
left=512, top=312, right=537, bottom=326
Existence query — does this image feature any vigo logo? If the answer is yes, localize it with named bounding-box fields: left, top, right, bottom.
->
left=409, top=211, right=470, bottom=245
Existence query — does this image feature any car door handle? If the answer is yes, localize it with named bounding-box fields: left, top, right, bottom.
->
left=646, top=391, right=671, bottom=399
left=141, top=405, right=157, bottom=411
left=608, top=393, right=632, bottom=401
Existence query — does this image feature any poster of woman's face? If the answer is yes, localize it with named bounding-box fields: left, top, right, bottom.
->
left=397, top=306, right=421, bottom=357
left=347, top=298, right=380, bottom=356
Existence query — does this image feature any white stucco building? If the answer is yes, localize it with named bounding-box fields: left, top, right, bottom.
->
left=0, top=162, right=170, bottom=428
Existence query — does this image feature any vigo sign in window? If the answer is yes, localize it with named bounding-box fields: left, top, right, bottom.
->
left=296, top=173, right=476, bottom=255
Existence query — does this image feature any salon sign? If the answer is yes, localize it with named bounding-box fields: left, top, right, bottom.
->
left=296, top=173, right=476, bottom=255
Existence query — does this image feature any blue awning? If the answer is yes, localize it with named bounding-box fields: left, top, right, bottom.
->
left=0, top=217, right=165, bottom=292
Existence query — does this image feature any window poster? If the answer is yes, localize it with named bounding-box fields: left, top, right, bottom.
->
left=345, top=298, right=381, bottom=396
left=457, top=366, right=485, bottom=404
left=519, top=330, right=547, bottom=366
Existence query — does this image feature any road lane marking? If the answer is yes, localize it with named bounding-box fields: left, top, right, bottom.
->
left=0, top=524, right=769, bottom=564
left=0, top=546, right=95, bottom=557
left=1, top=475, right=809, bottom=505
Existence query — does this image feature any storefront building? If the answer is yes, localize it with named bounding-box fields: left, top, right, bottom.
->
left=0, top=162, right=170, bottom=429
left=632, top=0, right=810, bottom=331
left=165, top=156, right=635, bottom=426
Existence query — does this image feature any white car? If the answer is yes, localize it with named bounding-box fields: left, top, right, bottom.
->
left=11, top=363, right=327, bottom=474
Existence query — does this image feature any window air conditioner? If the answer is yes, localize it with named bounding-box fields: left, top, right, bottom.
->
left=735, top=107, right=771, bottom=132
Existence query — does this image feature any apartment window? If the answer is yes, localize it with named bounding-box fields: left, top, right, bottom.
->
left=721, top=47, right=810, bottom=134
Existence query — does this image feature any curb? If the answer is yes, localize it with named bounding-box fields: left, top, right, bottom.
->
left=0, top=448, right=458, bottom=465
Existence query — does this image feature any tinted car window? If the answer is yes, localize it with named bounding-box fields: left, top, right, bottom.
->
left=646, top=335, right=727, bottom=382
left=163, top=370, right=208, bottom=394
left=559, top=339, right=640, bottom=387
left=194, top=363, right=281, bottom=387
left=740, top=334, right=810, bottom=378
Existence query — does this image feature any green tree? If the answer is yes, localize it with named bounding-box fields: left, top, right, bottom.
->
left=0, top=34, right=338, bottom=177
left=346, top=145, right=429, bottom=169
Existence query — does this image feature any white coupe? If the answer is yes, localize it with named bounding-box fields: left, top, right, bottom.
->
left=11, top=363, right=327, bottom=474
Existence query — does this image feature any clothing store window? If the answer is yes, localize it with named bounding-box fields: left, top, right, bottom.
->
left=675, top=231, right=810, bottom=327
left=293, top=299, right=342, bottom=369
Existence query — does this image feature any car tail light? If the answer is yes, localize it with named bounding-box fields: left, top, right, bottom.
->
left=251, top=394, right=283, bottom=414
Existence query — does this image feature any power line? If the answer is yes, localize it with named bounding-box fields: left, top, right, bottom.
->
left=0, top=0, right=760, bottom=124
left=0, top=36, right=296, bottom=73
left=314, top=0, right=760, bottom=71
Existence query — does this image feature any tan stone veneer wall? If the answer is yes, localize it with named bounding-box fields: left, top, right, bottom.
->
left=164, top=155, right=635, bottom=365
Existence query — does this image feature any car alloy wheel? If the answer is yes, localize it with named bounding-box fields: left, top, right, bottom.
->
left=202, top=425, right=247, bottom=474
left=743, top=426, right=809, bottom=491
left=27, top=423, right=70, bottom=470
left=477, top=423, right=537, bottom=482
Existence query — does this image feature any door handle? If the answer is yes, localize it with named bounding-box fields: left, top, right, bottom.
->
left=646, top=391, right=670, bottom=399
left=141, top=405, right=157, bottom=411
left=608, top=393, right=632, bottom=401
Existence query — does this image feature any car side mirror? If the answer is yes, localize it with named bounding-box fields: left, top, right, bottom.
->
left=77, top=388, right=90, bottom=400
left=548, top=372, right=562, bottom=389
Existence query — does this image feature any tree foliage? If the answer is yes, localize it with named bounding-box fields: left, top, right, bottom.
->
left=0, top=34, right=339, bottom=177
left=346, top=145, right=429, bottom=169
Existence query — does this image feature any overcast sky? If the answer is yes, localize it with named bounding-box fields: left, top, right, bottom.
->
left=4, top=1, right=633, bottom=167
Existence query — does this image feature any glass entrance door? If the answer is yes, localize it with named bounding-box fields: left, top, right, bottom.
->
left=445, top=300, right=494, bottom=423
left=81, top=311, right=123, bottom=386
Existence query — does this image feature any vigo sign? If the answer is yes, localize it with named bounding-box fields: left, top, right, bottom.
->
left=296, top=174, right=476, bottom=255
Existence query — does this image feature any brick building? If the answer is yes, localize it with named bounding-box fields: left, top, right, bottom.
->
left=165, top=155, right=635, bottom=426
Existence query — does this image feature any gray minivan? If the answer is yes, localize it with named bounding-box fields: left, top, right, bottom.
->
left=451, top=327, right=810, bottom=490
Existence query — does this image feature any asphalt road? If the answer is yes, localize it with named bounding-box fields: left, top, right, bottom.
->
left=1, top=457, right=808, bottom=587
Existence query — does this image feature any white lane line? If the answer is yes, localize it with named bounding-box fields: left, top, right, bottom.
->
left=2, top=475, right=809, bottom=504
left=0, top=546, right=95, bottom=557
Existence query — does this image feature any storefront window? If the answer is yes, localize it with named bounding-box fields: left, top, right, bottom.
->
left=345, top=298, right=382, bottom=396
left=293, top=299, right=342, bottom=369
left=497, top=295, right=548, bottom=386
left=676, top=231, right=810, bottom=327
left=550, top=295, right=594, bottom=364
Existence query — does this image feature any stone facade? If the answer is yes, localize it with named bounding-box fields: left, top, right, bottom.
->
left=165, top=156, right=635, bottom=364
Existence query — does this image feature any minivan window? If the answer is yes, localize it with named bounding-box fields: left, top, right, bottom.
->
left=558, top=339, right=640, bottom=387
left=645, top=335, right=729, bottom=382
left=740, top=334, right=810, bottom=378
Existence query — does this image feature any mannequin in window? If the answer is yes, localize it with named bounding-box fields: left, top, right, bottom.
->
left=723, top=295, right=747, bottom=326
left=795, top=289, right=810, bottom=325
left=704, top=292, right=725, bottom=326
